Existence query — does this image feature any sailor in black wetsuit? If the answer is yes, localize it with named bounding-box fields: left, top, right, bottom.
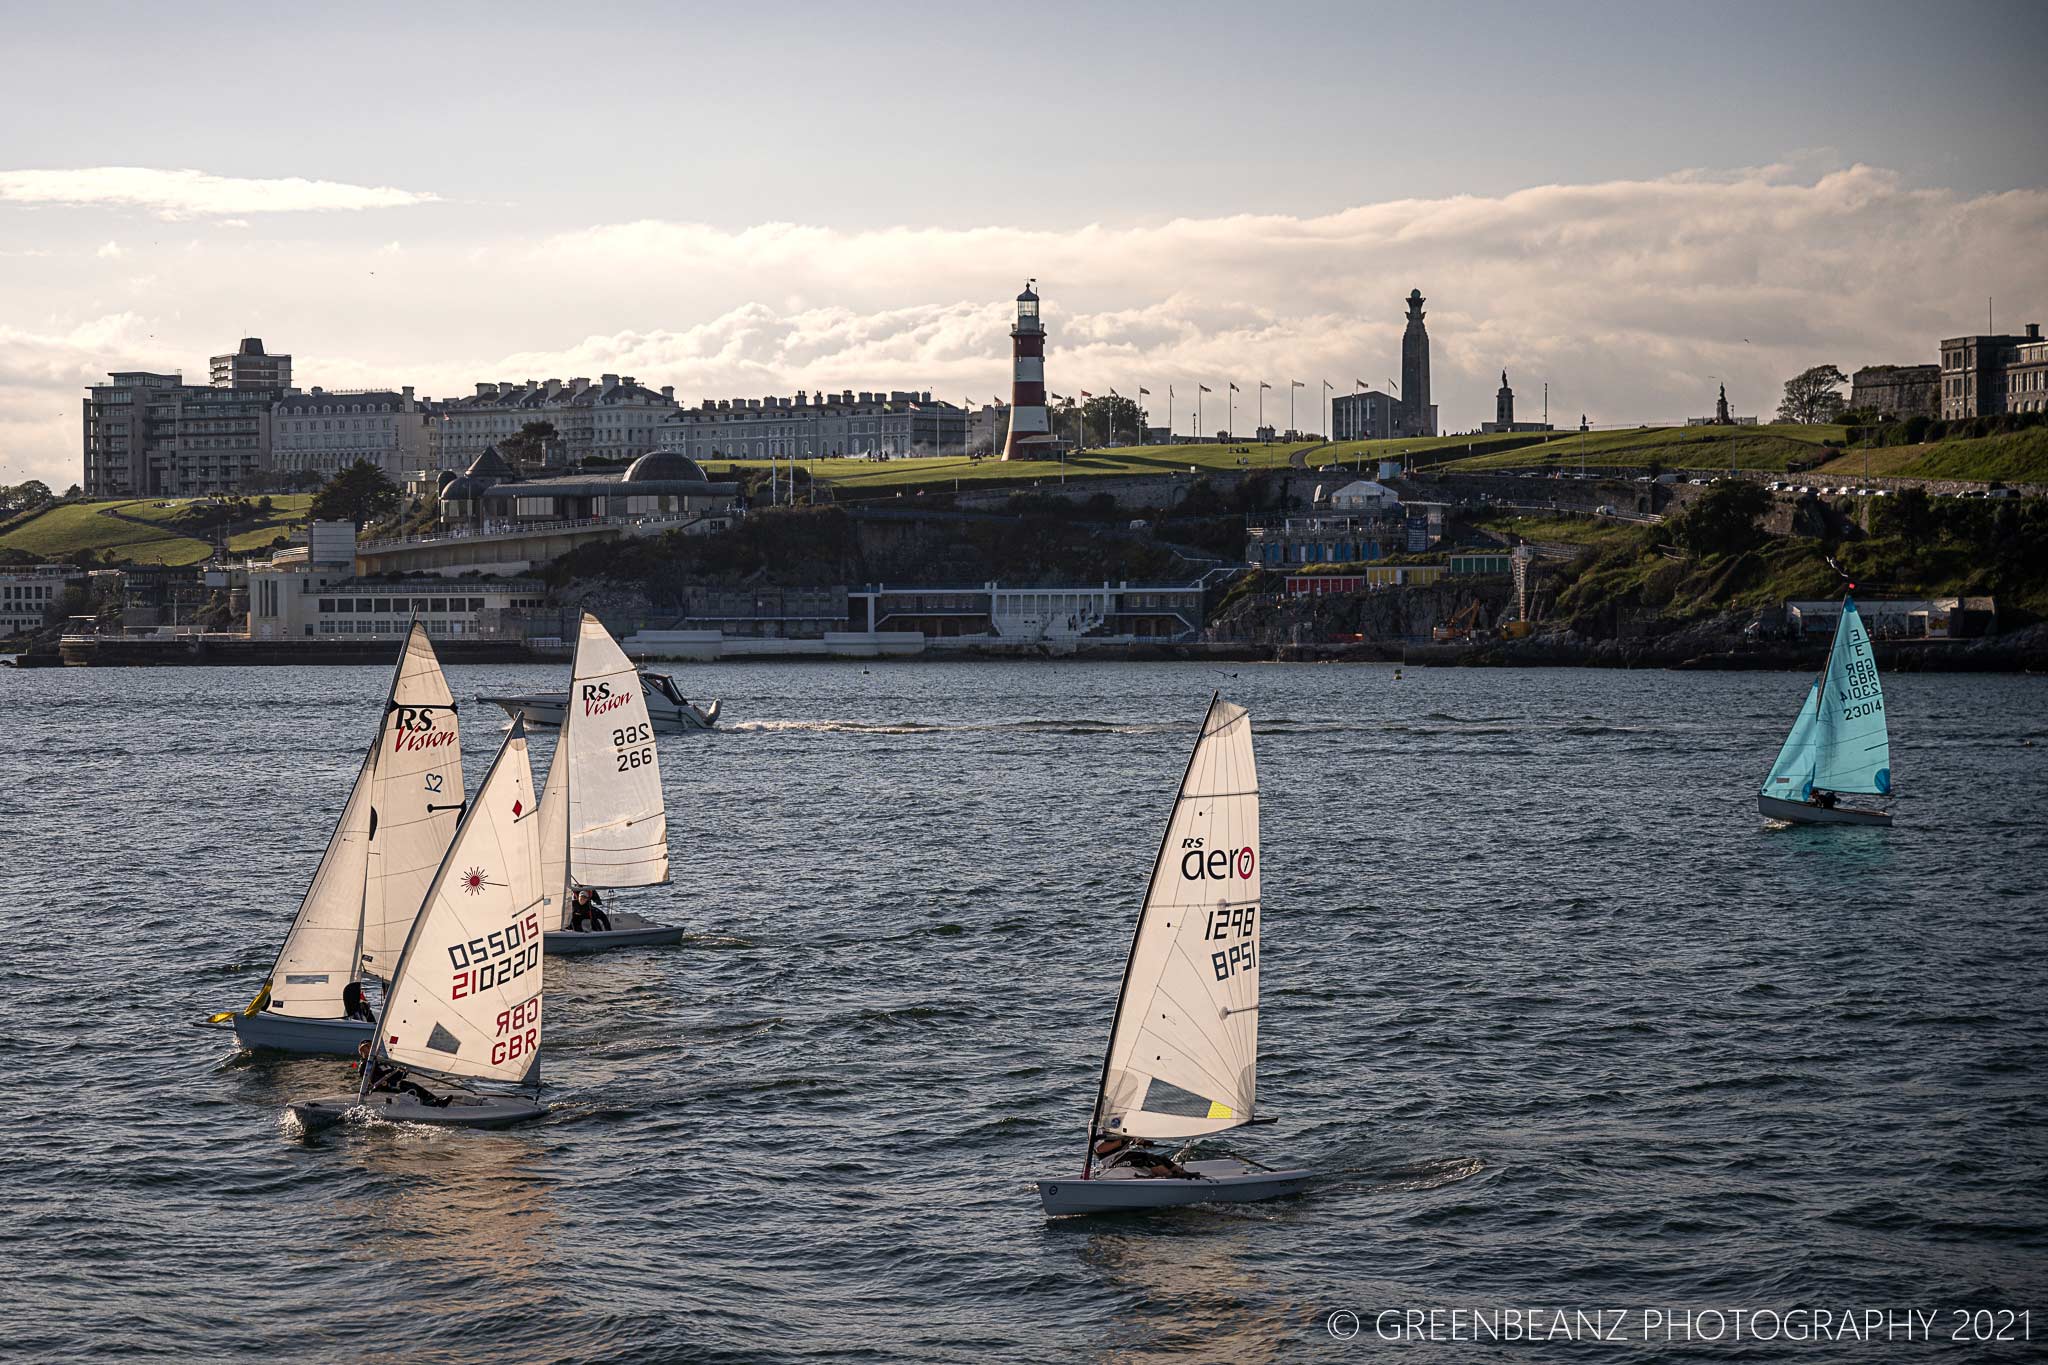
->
left=1092, top=1135, right=1194, bottom=1178
left=569, top=887, right=612, bottom=933
left=341, top=980, right=375, bottom=1024
left=354, top=1042, right=450, bottom=1107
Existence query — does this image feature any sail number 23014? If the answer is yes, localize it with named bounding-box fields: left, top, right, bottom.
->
left=612, top=722, right=654, bottom=771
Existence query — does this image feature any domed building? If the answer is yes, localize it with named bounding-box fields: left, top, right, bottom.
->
left=439, top=445, right=738, bottom=528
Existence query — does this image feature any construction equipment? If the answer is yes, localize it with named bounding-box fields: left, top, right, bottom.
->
left=1431, top=599, right=1485, bottom=642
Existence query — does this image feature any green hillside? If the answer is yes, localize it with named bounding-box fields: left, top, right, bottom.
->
left=1431, top=423, right=1848, bottom=475
left=1812, top=428, right=2048, bottom=484
left=0, top=495, right=313, bottom=567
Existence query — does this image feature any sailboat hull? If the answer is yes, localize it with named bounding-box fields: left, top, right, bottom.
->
left=228, top=1011, right=374, bottom=1056
left=288, top=1089, right=548, bottom=1133
left=543, top=911, right=685, bottom=954
left=1037, top=1158, right=1313, bottom=1215
left=1759, top=794, right=1893, bottom=827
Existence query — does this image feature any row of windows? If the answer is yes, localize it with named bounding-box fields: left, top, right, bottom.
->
left=316, top=619, right=479, bottom=636
left=2, top=584, right=57, bottom=600
left=319, top=596, right=487, bottom=613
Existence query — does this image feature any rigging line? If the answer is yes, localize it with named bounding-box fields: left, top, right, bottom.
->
left=1172, top=787, right=1260, bottom=804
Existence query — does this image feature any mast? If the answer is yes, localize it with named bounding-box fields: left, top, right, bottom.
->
left=1080, top=691, right=1221, bottom=1179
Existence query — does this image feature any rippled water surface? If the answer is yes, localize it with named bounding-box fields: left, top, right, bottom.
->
left=2, top=661, right=2045, bottom=1361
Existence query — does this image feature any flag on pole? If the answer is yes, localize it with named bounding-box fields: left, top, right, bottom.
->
left=1356, top=379, right=1368, bottom=389
left=1138, top=386, right=1151, bottom=395
left=1080, top=391, right=1093, bottom=399
left=1259, top=382, right=1272, bottom=391
left=1322, top=380, right=1333, bottom=390
left=1198, top=385, right=1213, bottom=393
left=1228, top=383, right=1239, bottom=393
left=1291, top=380, right=1304, bottom=388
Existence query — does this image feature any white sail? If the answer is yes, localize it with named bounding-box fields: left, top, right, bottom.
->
left=265, top=736, right=377, bottom=1019
left=379, top=725, right=544, bottom=1085
left=358, top=624, right=466, bottom=980
left=558, top=612, right=669, bottom=893
left=1093, top=696, right=1262, bottom=1142
left=265, top=623, right=461, bottom=1018
left=538, top=724, right=573, bottom=931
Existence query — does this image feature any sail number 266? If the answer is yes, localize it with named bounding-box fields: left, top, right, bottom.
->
left=612, top=722, right=654, bottom=771
left=1206, top=905, right=1257, bottom=981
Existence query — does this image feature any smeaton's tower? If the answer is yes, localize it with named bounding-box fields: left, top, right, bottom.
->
left=1398, top=288, right=1437, bottom=437
left=1001, top=280, right=1054, bottom=460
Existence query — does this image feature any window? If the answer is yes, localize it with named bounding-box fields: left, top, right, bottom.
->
left=430, top=598, right=448, bottom=613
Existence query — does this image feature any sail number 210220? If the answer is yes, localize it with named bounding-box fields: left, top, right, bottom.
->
left=612, top=722, right=653, bottom=771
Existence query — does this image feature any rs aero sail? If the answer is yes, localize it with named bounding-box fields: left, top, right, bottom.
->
left=1758, top=595, right=1895, bottom=828
left=287, top=721, right=549, bottom=1131
left=1036, top=694, right=1313, bottom=1216
left=539, top=612, right=685, bottom=954
left=208, top=622, right=465, bottom=1055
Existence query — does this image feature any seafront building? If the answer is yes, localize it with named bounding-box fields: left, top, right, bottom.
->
left=654, top=391, right=969, bottom=461
left=434, top=376, right=681, bottom=470
left=82, top=368, right=281, bottom=497
left=209, top=338, right=291, bottom=392
left=245, top=520, right=545, bottom=640
left=272, top=386, right=436, bottom=481
left=1939, top=323, right=2046, bottom=420
left=0, top=565, right=75, bottom=636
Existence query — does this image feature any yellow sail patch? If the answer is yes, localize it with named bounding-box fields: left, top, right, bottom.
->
left=1206, top=1101, right=1235, bottom=1120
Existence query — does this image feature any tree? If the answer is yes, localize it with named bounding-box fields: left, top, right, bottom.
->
left=1873, top=485, right=1936, bottom=545
left=500, top=420, right=559, bottom=470
left=0, top=480, right=54, bottom=513
left=310, top=460, right=400, bottom=529
left=1777, top=365, right=1849, bottom=425
left=1081, top=394, right=1145, bottom=447
left=1669, top=481, right=1774, bottom=558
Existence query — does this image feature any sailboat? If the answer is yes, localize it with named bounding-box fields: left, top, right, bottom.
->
left=539, top=613, right=686, bottom=954
left=1758, top=594, right=1894, bottom=827
left=1036, top=695, right=1312, bottom=1216
left=288, top=721, right=548, bottom=1131
left=207, top=622, right=465, bottom=1054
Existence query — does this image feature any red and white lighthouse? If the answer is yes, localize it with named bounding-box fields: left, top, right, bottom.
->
left=1001, top=279, right=1054, bottom=461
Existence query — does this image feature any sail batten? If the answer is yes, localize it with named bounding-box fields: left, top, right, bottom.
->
left=1089, top=696, right=1262, bottom=1148
left=1760, top=596, right=1894, bottom=802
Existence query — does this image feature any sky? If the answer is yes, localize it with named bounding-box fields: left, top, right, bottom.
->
left=3, top=0, right=2047, bottom=488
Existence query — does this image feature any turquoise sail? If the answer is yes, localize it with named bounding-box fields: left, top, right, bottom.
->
left=1759, top=596, right=1893, bottom=801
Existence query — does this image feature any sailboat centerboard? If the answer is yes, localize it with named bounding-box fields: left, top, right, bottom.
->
left=208, top=622, right=466, bottom=1054
left=540, top=613, right=685, bottom=954
left=1036, top=695, right=1311, bottom=1216
left=288, top=721, right=548, bottom=1132
left=1759, top=595, right=1895, bottom=827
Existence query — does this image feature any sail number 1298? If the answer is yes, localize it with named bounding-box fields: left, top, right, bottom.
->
left=1206, top=905, right=1257, bottom=981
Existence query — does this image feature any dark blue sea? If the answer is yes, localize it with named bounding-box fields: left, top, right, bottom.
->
left=2, top=661, right=2044, bottom=1361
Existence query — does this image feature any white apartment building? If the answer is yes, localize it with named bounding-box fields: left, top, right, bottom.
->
left=272, top=386, right=435, bottom=479
left=436, top=375, right=680, bottom=469
left=1, top=565, right=75, bottom=635
left=656, top=390, right=968, bottom=460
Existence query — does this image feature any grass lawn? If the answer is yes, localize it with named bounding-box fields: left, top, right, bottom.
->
left=708, top=441, right=1319, bottom=497
left=1465, top=511, right=1641, bottom=549
left=1431, top=424, right=1848, bottom=475
left=0, top=495, right=314, bottom=566
left=1811, top=429, right=2048, bottom=484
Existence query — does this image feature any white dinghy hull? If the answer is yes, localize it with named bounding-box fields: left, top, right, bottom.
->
left=543, top=910, right=686, bottom=955
left=481, top=686, right=719, bottom=733
left=1758, top=794, right=1893, bottom=827
left=288, top=1090, right=547, bottom=1134
left=228, top=1011, right=373, bottom=1056
left=1037, top=1158, right=1312, bottom=1215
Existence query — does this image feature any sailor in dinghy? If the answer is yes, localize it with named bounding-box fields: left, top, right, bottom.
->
left=1758, top=594, right=1895, bottom=828
left=538, top=613, right=686, bottom=954
left=1036, top=695, right=1312, bottom=1216
left=204, top=621, right=465, bottom=1055
left=289, top=721, right=549, bottom=1133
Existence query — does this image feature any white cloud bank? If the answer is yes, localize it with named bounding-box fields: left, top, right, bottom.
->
left=3, top=164, right=2044, bottom=489
left=0, top=167, right=438, bottom=218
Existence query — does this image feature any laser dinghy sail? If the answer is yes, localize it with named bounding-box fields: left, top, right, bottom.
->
left=288, top=721, right=548, bottom=1131
left=1758, top=595, right=1895, bottom=827
left=206, top=622, right=465, bottom=1053
left=539, top=613, right=684, bottom=954
left=1036, top=694, right=1311, bottom=1215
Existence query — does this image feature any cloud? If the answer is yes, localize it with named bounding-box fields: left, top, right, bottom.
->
left=0, top=167, right=438, bottom=219
left=3, top=164, right=2044, bottom=489
left=96, top=240, right=125, bottom=259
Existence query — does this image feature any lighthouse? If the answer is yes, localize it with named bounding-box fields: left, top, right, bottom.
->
left=1001, top=279, right=1054, bottom=460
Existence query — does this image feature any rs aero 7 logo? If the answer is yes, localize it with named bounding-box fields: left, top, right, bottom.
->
left=581, top=681, right=635, bottom=717
left=1180, top=837, right=1256, bottom=880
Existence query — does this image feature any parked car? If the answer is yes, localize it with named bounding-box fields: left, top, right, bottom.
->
left=1595, top=504, right=1618, bottom=516
left=1766, top=481, right=1788, bottom=491
left=1986, top=485, right=2018, bottom=500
